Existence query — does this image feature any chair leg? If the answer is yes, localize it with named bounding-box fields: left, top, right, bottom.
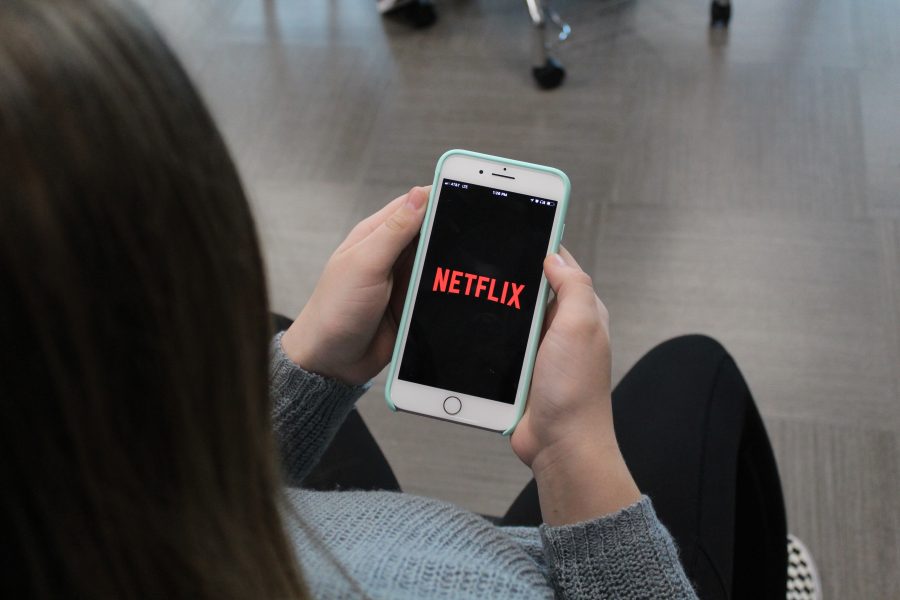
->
left=525, top=0, right=567, bottom=89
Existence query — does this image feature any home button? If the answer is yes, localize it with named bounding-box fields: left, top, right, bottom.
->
left=443, top=396, right=462, bottom=415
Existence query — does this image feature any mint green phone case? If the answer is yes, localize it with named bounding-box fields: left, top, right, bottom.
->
left=384, top=149, right=571, bottom=436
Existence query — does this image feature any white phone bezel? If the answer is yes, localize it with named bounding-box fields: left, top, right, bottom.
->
left=389, top=153, right=567, bottom=432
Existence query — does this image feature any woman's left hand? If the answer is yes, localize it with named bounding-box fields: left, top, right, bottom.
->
left=280, top=187, right=429, bottom=385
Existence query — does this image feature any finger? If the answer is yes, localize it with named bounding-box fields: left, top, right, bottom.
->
left=338, top=185, right=431, bottom=252
left=371, top=314, right=399, bottom=367
left=338, top=192, right=409, bottom=253
left=543, top=251, right=595, bottom=305
left=388, top=239, right=418, bottom=323
left=356, top=186, right=428, bottom=275
left=540, top=296, right=559, bottom=339
left=557, top=245, right=582, bottom=270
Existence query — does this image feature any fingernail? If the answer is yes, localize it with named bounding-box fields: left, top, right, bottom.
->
left=552, top=253, right=566, bottom=266
left=406, top=187, right=426, bottom=210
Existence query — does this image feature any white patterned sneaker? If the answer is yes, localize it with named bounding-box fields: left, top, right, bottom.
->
left=787, top=534, right=822, bottom=600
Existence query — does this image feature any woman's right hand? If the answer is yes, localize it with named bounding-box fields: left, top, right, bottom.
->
left=510, top=247, right=641, bottom=525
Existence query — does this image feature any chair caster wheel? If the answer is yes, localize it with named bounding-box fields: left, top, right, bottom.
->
left=532, top=58, right=565, bottom=90
left=403, top=0, right=437, bottom=29
left=407, top=1, right=437, bottom=29
left=710, top=1, right=731, bottom=27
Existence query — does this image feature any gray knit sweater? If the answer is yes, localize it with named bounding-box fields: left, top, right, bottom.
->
left=270, top=333, right=697, bottom=599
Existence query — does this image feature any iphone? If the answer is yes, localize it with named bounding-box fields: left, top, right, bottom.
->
left=385, top=150, right=570, bottom=434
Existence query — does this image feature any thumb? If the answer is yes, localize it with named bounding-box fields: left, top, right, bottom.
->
left=359, top=187, right=428, bottom=274
left=543, top=247, right=595, bottom=303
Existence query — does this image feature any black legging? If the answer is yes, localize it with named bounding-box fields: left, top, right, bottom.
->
left=275, top=315, right=787, bottom=599
left=502, top=335, right=788, bottom=599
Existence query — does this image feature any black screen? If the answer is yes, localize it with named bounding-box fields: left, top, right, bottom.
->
left=398, top=178, right=558, bottom=404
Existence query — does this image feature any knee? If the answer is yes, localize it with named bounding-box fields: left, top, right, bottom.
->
left=634, top=334, right=749, bottom=415
left=657, top=334, right=728, bottom=357
left=648, top=334, right=734, bottom=372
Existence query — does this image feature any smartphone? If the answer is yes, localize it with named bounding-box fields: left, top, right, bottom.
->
left=385, top=149, right=570, bottom=435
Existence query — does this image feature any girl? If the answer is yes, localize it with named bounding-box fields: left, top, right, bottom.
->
left=1, top=1, right=803, bottom=597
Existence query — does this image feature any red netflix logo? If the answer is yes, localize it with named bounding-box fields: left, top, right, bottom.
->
left=432, top=267, right=525, bottom=309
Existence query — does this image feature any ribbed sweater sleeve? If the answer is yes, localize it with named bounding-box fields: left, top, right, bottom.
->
left=269, top=331, right=369, bottom=485
left=540, top=496, right=697, bottom=599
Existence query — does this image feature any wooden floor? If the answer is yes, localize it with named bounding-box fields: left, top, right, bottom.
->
left=140, top=0, right=900, bottom=596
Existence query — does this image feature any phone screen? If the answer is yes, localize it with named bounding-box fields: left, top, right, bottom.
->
left=398, top=178, right=559, bottom=404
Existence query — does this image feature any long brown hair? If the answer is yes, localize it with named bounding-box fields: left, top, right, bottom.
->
left=0, top=0, right=306, bottom=597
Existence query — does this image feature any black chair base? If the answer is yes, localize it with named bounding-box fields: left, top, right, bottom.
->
left=532, top=57, right=565, bottom=90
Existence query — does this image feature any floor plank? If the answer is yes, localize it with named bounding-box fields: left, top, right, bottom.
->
left=768, top=419, right=900, bottom=598
left=592, top=205, right=899, bottom=429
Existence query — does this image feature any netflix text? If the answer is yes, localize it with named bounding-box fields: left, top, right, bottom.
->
left=432, top=267, right=524, bottom=309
